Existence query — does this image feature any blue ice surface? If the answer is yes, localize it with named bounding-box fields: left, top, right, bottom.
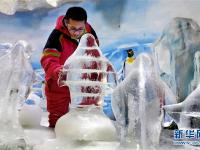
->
left=25, top=99, right=35, bottom=105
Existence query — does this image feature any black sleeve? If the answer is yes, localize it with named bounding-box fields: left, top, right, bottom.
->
left=90, top=26, right=100, bottom=46
left=43, top=29, right=62, bottom=52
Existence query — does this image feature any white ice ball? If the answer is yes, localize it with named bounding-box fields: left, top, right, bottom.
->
left=55, top=106, right=117, bottom=141
left=19, top=104, right=42, bottom=128
left=27, top=92, right=41, bottom=105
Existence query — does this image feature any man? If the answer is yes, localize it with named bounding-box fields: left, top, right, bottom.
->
left=41, top=6, right=99, bottom=128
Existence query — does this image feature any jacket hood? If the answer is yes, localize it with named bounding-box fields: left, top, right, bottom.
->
left=55, top=15, right=70, bottom=36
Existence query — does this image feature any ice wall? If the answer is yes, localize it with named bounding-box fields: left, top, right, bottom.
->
left=154, top=17, right=200, bottom=103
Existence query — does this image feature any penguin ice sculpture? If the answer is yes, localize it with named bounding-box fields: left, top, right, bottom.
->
left=112, top=53, right=176, bottom=150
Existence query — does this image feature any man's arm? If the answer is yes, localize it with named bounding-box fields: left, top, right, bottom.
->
left=40, top=29, right=63, bottom=81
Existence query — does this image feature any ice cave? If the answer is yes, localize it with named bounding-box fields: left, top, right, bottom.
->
left=1, top=0, right=200, bottom=150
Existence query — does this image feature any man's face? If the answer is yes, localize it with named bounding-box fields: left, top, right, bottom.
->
left=66, top=18, right=86, bottom=39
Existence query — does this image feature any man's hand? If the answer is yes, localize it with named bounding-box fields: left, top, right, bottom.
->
left=52, top=66, right=63, bottom=80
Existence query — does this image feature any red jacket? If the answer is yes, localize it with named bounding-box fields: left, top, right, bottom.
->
left=41, top=15, right=99, bottom=127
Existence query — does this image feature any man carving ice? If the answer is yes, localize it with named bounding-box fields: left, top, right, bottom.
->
left=41, top=6, right=99, bottom=128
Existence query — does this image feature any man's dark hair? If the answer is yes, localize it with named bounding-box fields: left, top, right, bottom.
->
left=65, top=7, right=87, bottom=22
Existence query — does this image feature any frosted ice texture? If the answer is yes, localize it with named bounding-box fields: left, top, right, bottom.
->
left=58, top=33, right=117, bottom=108
left=163, top=84, right=200, bottom=129
left=34, top=138, right=119, bottom=150
left=154, top=17, right=200, bottom=103
left=189, top=51, right=200, bottom=92
left=55, top=106, right=117, bottom=141
left=19, top=104, right=42, bottom=128
left=56, top=34, right=117, bottom=141
left=0, top=41, right=34, bottom=148
left=19, top=92, right=42, bottom=128
left=112, top=53, right=176, bottom=150
left=0, top=0, right=83, bottom=15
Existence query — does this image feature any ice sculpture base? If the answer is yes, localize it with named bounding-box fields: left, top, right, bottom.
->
left=0, top=124, right=27, bottom=150
left=1, top=112, right=196, bottom=150
left=23, top=126, right=55, bottom=149
left=34, top=139, right=119, bottom=150
left=55, top=105, right=117, bottom=141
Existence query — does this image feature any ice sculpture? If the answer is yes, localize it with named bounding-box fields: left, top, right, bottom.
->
left=189, top=51, right=200, bottom=92
left=55, top=33, right=117, bottom=141
left=163, top=84, right=200, bottom=129
left=19, top=92, right=42, bottom=128
left=112, top=53, right=176, bottom=150
left=0, top=41, right=34, bottom=149
left=0, top=0, right=83, bottom=15
left=154, top=17, right=200, bottom=103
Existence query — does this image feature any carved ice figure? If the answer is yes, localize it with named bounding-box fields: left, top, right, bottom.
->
left=154, top=17, right=200, bottom=103
left=112, top=53, right=176, bottom=150
left=0, top=41, right=34, bottom=149
left=55, top=33, right=117, bottom=141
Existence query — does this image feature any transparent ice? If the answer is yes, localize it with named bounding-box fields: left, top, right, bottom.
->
left=0, top=41, right=34, bottom=149
left=58, top=33, right=117, bottom=109
left=154, top=17, right=200, bottom=150
left=55, top=33, right=117, bottom=142
left=112, top=53, right=176, bottom=150
left=163, top=48, right=200, bottom=129
left=163, top=84, right=200, bottom=129
left=189, top=51, right=200, bottom=92
left=154, top=17, right=200, bottom=103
